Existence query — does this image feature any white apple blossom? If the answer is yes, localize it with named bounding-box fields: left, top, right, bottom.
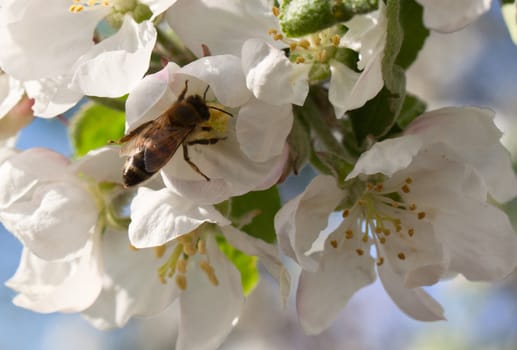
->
left=81, top=186, right=288, bottom=350
left=0, top=0, right=166, bottom=117
left=123, top=58, right=291, bottom=204
left=275, top=107, right=517, bottom=334
left=416, top=0, right=492, bottom=32
left=167, top=0, right=386, bottom=116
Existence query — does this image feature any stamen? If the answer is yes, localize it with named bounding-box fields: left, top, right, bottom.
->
left=299, top=39, right=310, bottom=49
left=197, top=239, right=207, bottom=254
left=176, top=258, right=188, bottom=274
left=397, top=252, right=406, bottom=260
left=154, top=244, right=166, bottom=258
left=272, top=6, right=280, bottom=17
left=295, top=56, right=306, bottom=64
left=290, top=42, right=298, bottom=51
left=417, top=211, right=426, bottom=220
left=331, top=34, right=341, bottom=46
left=383, top=229, right=391, bottom=236
left=69, top=4, right=84, bottom=12
left=268, top=28, right=278, bottom=35
left=401, top=184, right=410, bottom=193
left=199, top=260, right=219, bottom=286
left=345, top=229, right=354, bottom=239
left=342, top=209, right=349, bottom=218
left=375, top=184, right=384, bottom=192
left=176, top=274, right=187, bottom=290
left=379, top=237, right=386, bottom=244
left=330, top=240, right=338, bottom=248
left=273, top=33, right=284, bottom=41
left=361, top=234, right=369, bottom=243
left=405, top=177, right=413, bottom=184
left=409, top=203, right=417, bottom=211
left=376, top=257, right=384, bottom=266
left=408, top=228, right=415, bottom=237
left=128, top=244, right=138, bottom=251
left=355, top=248, right=364, bottom=256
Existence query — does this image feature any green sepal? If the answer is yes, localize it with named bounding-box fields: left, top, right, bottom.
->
left=396, top=93, right=427, bottom=129
left=317, top=151, right=354, bottom=187
left=279, top=0, right=378, bottom=37
left=395, top=0, right=429, bottom=69
left=216, top=236, right=260, bottom=295
left=70, top=103, right=126, bottom=157
left=228, top=187, right=282, bottom=244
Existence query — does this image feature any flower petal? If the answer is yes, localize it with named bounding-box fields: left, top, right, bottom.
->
left=177, top=234, right=243, bottom=350
left=405, top=106, right=517, bottom=203
left=296, top=225, right=376, bottom=335
left=167, top=0, right=281, bottom=57
left=415, top=0, right=491, bottom=32
left=73, top=146, right=125, bottom=184
left=82, top=230, right=180, bottom=329
left=6, top=235, right=102, bottom=313
left=129, top=187, right=229, bottom=248
left=71, top=16, right=157, bottom=97
left=378, top=260, right=445, bottom=321
left=274, top=175, right=344, bottom=271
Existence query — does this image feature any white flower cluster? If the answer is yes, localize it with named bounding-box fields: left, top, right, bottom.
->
left=0, top=0, right=516, bottom=349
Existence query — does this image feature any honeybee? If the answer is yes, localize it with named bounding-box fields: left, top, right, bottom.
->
left=114, top=80, right=231, bottom=187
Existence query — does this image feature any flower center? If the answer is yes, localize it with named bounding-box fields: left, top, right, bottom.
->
left=69, top=0, right=152, bottom=27
left=331, top=177, right=427, bottom=266
left=155, top=229, right=219, bottom=290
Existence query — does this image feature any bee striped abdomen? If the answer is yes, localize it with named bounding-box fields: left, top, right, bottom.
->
left=123, top=151, right=155, bottom=187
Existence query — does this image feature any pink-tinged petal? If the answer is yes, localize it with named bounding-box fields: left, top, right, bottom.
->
left=376, top=205, right=445, bottom=288
left=179, top=55, right=251, bottom=108
left=0, top=0, right=107, bottom=80
left=71, top=17, right=157, bottom=98
left=274, top=175, right=344, bottom=271
left=346, top=135, right=423, bottom=180
left=23, top=76, right=84, bottom=118
left=129, top=187, right=229, bottom=248
left=177, top=234, right=243, bottom=350
left=405, top=106, right=517, bottom=203
left=82, top=230, right=180, bottom=329
left=73, top=146, right=124, bottom=184
left=6, top=235, right=103, bottom=313
left=236, top=98, right=292, bottom=162
left=241, top=38, right=309, bottom=106
left=221, top=225, right=291, bottom=304
left=423, top=192, right=517, bottom=281
left=125, top=62, right=180, bottom=131
left=167, top=0, right=281, bottom=57
left=416, top=0, right=491, bottom=32
left=378, top=261, right=445, bottom=321
left=296, top=226, right=376, bottom=335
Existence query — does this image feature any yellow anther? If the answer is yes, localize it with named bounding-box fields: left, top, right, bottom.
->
left=356, top=249, right=364, bottom=256
left=199, top=260, right=219, bottom=286
left=397, top=252, right=406, bottom=260
left=274, top=33, right=284, bottom=41
left=391, top=202, right=399, bottom=208
left=88, top=0, right=97, bottom=5
left=176, top=274, right=187, bottom=290
left=345, top=229, right=354, bottom=239
left=197, top=240, right=207, bottom=254
left=154, top=245, right=166, bottom=258
left=409, top=203, right=417, bottom=211
left=272, top=6, right=280, bottom=17
left=342, top=209, right=349, bottom=218
left=376, top=257, right=385, bottom=266
left=375, top=184, right=384, bottom=192
left=375, top=227, right=382, bottom=234
left=358, top=199, right=365, bottom=206
left=396, top=225, right=402, bottom=232
left=313, top=36, right=321, bottom=46
left=268, top=28, right=278, bottom=35
left=331, top=34, right=341, bottom=46
left=290, top=42, right=298, bottom=51
left=379, top=237, right=386, bottom=244
left=69, top=4, right=84, bottom=12
left=417, top=211, right=426, bottom=220
left=128, top=244, right=138, bottom=251
left=295, top=56, right=306, bottom=64
left=182, top=241, right=197, bottom=256
left=102, top=0, right=110, bottom=5
left=401, top=184, right=410, bottom=193
left=405, top=177, right=413, bottom=184
left=299, top=39, right=310, bottom=49
left=159, top=274, right=166, bottom=284
left=330, top=240, right=338, bottom=248
left=394, top=218, right=401, bottom=225
left=361, top=234, right=368, bottom=243
left=367, top=183, right=374, bottom=191
left=383, top=229, right=391, bottom=236
left=316, top=49, right=327, bottom=62
left=408, top=228, right=415, bottom=237
left=176, top=258, right=188, bottom=274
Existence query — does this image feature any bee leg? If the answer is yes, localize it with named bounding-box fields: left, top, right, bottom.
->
left=182, top=143, right=210, bottom=181
left=187, top=137, right=226, bottom=146
left=178, top=80, right=189, bottom=101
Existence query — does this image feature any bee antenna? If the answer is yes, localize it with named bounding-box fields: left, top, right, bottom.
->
left=203, top=85, right=210, bottom=102
left=208, top=105, right=233, bottom=118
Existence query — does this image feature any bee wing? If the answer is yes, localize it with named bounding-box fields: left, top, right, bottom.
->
left=119, top=121, right=155, bottom=157
left=142, top=124, right=194, bottom=173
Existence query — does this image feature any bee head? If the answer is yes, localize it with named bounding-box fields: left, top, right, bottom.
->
left=186, top=95, right=210, bottom=122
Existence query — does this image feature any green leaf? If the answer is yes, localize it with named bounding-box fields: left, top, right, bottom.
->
left=216, top=236, right=260, bottom=295
left=396, top=0, right=429, bottom=69
left=279, top=0, right=378, bottom=37
left=70, top=103, right=126, bottom=157
left=397, top=93, right=427, bottom=129
left=229, top=187, right=281, bottom=244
